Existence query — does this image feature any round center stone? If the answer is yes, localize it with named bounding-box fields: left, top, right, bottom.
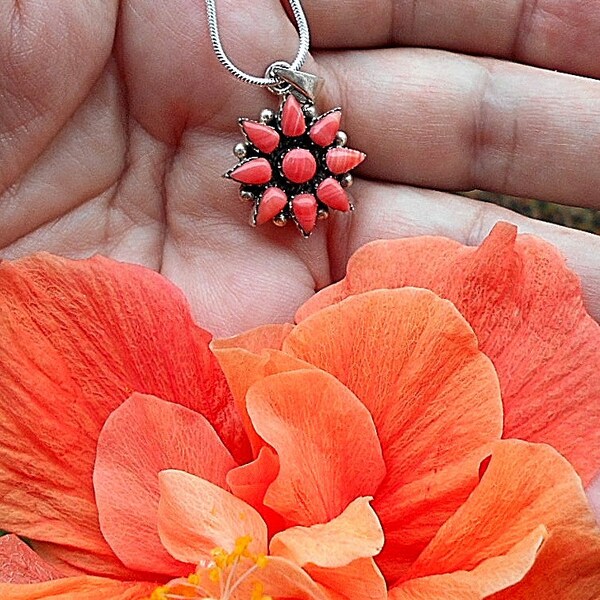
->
left=282, top=148, right=317, bottom=184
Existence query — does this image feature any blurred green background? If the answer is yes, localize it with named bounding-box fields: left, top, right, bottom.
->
left=464, top=191, right=600, bottom=235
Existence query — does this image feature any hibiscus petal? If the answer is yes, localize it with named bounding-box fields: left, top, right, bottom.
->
left=211, top=323, right=294, bottom=353
left=0, top=535, right=62, bottom=584
left=284, top=288, right=502, bottom=576
left=93, top=394, right=236, bottom=576
left=408, top=440, right=600, bottom=598
left=246, top=369, right=386, bottom=526
left=375, top=448, right=496, bottom=582
left=589, top=474, right=600, bottom=524
left=212, top=342, right=315, bottom=454
left=226, top=447, right=285, bottom=535
left=0, top=577, right=154, bottom=599
left=388, top=576, right=480, bottom=599
left=0, top=254, right=246, bottom=576
left=391, top=526, right=546, bottom=598
left=296, top=224, right=600, bottom=484
left=243, top=556, right=328, bottom=600
left=307, top=559, right=387, bottom=600
left=157, top=469, right=268, bottom=563
left=270, top=497, right=383, bottom=568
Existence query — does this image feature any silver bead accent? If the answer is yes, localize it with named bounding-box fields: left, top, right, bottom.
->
left=233, top=142, right=248, bottom=159
left=273, top=214, right=288, bottom=227
left=317, top=207, right=329, bottom=220
left=340, top=173, right=353, bottom=188
left=303, top=104, right=317, bottom=121
left=239, top=189, right=255, bottom=202
left=260, top=108, right=275, bottom=124
left=335, top=131, right=348, bottom=147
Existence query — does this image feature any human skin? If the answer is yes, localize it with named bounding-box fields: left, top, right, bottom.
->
left=0, top=0, right=599, bottom=334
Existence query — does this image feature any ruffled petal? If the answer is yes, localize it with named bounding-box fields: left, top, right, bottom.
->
left=226, top=447, right=285, bottom=535
left=241, top=556, right=328, bottom=600
left=246, top=369, right=386, bottom=526
left=211, top=323, right=294, bottom=353
left=0, top=254, right=245, bottom=576
left=392, top=526, right=546, bottom=598
left=0, top=577, right=154, bottom=599
left=0, top=535, right=62, bottom=584
left=589, top=474, right=600, bottom=523
left=389, top=576, right=480, bottom=599
left=306, top=559, right=387, bottom=600
left=212, top=343, right=313, bottom=455
left=297, top=224, right=600, bottom=484
left=285, top=288, right=502, bottom=575
left=93, top=394, right=236, bottom=576
left=375, top=448, right=495, bottom=582
left=270, top=497, right=383, bottom=568
left=408, top=440, right=600, bottom=598
left=157, top=470, right=268, bottom=564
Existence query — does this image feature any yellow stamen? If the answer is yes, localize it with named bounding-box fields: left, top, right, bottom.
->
left=147, top=536, right=270, bottom=600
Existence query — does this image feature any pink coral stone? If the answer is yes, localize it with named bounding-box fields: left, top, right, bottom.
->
left=317, top=178, right=351, bottom=212
left=282, top=149, right=317, bottom=184
left=256, top=187, right=288, bottom=225
left=309, top=111, right=341, bottom=147
left=281, top=95, right=306, bottom=137
left=228, top=158, right=272, bottom=185
left=242, top=120, right=280, bottom=154
left=292, top=194, right=318, bottom=235
left=326, top=148, right=366, bottom=175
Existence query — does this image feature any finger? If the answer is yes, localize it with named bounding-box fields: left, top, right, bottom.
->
left=119, top=0, right=312, bottom=143
left=316, top=47, right=600, bottom=209
left=300, top=0, right=600, bottom=79
left=0, top=1, right=118, bottom=193
left=337, top=179, right=600, bottom=323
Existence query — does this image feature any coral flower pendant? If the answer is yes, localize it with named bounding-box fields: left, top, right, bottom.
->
left=225, top=77, right=366, bottom=238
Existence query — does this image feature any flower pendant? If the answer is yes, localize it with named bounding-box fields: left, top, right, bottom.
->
left=225, top=92, right=366, bottom=238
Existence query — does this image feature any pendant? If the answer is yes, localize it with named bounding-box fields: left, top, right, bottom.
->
left=224, top=69, right=366, bottom=238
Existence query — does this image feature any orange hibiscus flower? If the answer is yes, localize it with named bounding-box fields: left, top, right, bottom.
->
left=0, top=223, right=599, bottom=599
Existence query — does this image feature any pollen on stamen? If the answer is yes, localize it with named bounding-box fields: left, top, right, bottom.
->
left=148, top=536, right=271, bottom=600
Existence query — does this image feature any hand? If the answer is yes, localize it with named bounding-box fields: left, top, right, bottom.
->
left=1, top=0, right=599, bottom=335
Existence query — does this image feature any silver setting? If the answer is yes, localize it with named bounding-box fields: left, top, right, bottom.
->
left=260, top=108, right=276, bottom=124
left=303, top=104, right=318, bottom=121
left=335, top=131, right=348, bottom=147
left=317, top=207, right=330, bottom=220
left=340, top=173, right=354, bottom=188
left=239, top=189, right=255, bottom=202
left=273, top=66, right=324, bottom=101
left=233, top=142, right=248, bottom=159
left=273, top=214, right=288, bottom=227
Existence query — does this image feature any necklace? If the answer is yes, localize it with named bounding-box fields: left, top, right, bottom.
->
left=205, top=0, right=366, bottom=238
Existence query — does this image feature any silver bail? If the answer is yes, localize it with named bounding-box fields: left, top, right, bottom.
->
left=273, top=67, right=324, bottom=102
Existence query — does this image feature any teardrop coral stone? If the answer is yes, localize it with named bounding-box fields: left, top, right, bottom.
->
left=309, top=111, right=341, bottom=147
left=257, top=187, right=288, bottom=225
left=228, top=158, right=272, bottom=185
left=292, top=194, right=317, bottom=235
left=282, top=149, right=317, bottom=184
left=242, top=120, right=280, bottom=153
left=326, top=148, right=366, bottom=175
left=317, top=177, right=351, bottom=211
left=281, top=95, right=306, bottom=137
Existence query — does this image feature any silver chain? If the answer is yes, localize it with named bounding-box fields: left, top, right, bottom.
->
left=204, top=0, right=310, bottom=88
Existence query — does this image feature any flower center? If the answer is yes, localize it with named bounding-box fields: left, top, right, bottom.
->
left=149, top=536, right=271, bottom=600
left=281, top=148, right=317, bottom=184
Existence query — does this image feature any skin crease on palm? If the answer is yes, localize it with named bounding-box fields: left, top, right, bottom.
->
left=0, top=0, right=600, bottom=514
left=1, top=0, right=600, bottom=334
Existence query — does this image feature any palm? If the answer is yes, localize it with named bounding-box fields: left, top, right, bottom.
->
left=1, top=1, right=599, bottom=336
